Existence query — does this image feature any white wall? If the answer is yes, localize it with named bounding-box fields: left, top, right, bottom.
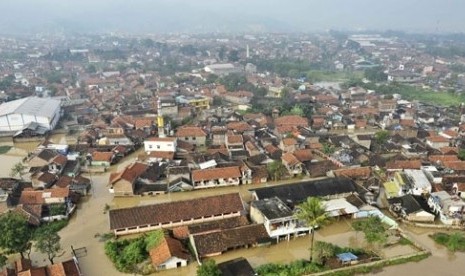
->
left=0, top=110, right=60, bottom=131
left=144, top=140, right=177, bottom=152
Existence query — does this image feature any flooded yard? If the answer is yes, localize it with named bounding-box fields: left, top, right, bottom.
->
left=2, top=138, right=465, bottom=276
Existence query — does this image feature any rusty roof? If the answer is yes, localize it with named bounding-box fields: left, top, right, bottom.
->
left=192, top=166, right=241, bottom=182
left=109, top=193, right=244, bottom=230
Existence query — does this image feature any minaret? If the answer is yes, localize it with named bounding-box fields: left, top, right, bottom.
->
left=246, top=44, right=250, bottom=59
left=157, top=98, right=166, bottom=137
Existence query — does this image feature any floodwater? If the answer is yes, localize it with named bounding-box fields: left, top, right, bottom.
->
left=2, top=137, right=465, bottom=276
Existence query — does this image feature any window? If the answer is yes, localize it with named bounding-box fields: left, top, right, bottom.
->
left=157, top=145, right=160, bottom=149
left=149, top=145, right=153, bottom=149
left=192, top=137, right=196, bottom=140
left=185, top=137, right=188, bottom=140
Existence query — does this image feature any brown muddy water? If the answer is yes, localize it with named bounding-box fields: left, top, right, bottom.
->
left=1, top=137, right=465, bottom=276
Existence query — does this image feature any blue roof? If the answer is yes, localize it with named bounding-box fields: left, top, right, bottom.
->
left=337, top=252, right=358, bottom=262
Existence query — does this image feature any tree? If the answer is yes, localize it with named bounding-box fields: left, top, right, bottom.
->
left=352, top=216, right=388, bottom=249
left=374, top=130, right=390, bottom=145
left=197, top=259, right=221, bottom=276
left=267, top=160, right=288, bottom=181
left=34, top=225, right=62, bottom=264
left=10, top=162, right=26, bottom=180
left=364, top=66, right=387, bottom=82
left=227, top=49, right=240, bottom=62
left=322, top=143, right=335, bottom=155
left=313, top=241, right=336, bottom=265
left=458, top=149, right=465, bottom=161
left=0, top=212, right=32, bottom=258
left=294, top=197, right=330, bottom=263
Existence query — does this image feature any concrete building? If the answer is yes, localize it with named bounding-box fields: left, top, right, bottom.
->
left=0, top=97, right=61, bottom=132
left=204, top=63, right=243, bottom=76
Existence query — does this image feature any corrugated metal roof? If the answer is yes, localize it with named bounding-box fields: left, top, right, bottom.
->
left=0, top=97, right=61, bottom=118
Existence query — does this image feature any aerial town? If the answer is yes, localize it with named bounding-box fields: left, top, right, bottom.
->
left=2, top=31, right=465, bottom=275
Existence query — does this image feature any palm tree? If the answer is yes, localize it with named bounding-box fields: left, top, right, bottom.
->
left=294, top=197, right=330, bottom=263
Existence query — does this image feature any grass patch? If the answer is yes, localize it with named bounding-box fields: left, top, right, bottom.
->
left=0, top=145, right=12, bottom=154
left=430, top=232, right=465, bottom=252
left=398, top=237, right=414, bottom=246
left=256, top=259, right=326, bottom=276
left=39, top=220, right=69, bottom=232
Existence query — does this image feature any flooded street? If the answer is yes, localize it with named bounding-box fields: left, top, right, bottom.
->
left=1, top=139, right=465, bottom=276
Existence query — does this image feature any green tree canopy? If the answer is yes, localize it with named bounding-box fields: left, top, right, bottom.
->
left=0, top=212, right=32, bottom=258
left=374, top=130, right=390, bottom=145
left=10, top=162, right=26, bottom=180
left=34, top=225, right=62, bottom=264
left=458, top=149, right=465, bottom=161
left=294, top=197, right=330, bottom=262
left=267, top=160, right=288, bottom=181
left=197, top=259, right=221, bottom=276
left=352, top=216, right=388, bottom=247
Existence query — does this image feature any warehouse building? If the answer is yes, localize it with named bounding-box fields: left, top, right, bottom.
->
left=0, top=97, right=61, bottom=132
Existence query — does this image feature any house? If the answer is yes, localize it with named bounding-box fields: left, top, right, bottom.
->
left=91, top=151, right=114, bottom=167
left=109, top=193, right=244, bottom=236
left=19, top=187, right=74, bottom=222
left=191, top=166, right=242, bottom=189
left=250, top=197, right=310, bottom=241
left=250, top=178, right=363, bottom=206
left=31, top=171, right=57, bottom=189
left=428, top=191, right=465, bottom=225
left=389, top=194, right=435, bottom=223
left=226, top=134, right=244, bottom=151
left=28, top=149, right=58, bottom=168
left=48, top=154, right=68, bottom=175
left=217, top=258, right=256, bottom=276
left=280, top=137, right=298, bottom=153
left=149, top=236, right=190, bottom=271
left=385, top=159, right=422, bottom=171
left=108, top=162, right=148, bottom=196
left=190, top=224, right=269, bottom=259
left=7, top=258, right=81, bottom=276
left=144, top=137, right=177, bottom=153
left=281, top=152, right=303, bottom=176
left=176, top=126, right=207, bottom=147
left=426, top=136, right=450, bottom=149
left=98, top=134, right=133, bottom=146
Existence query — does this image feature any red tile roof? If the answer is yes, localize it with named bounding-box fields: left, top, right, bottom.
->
left=293, top=149, right=313, bottom=162
left=274, top=115, right=308, bottom=127
left=19, top=187, right=70, bottom=205
left=92, top=151, right=114, bottom=162
left=443, top=161, right=465, bottom=171
left=192, top=224, right=269, bottom=257
left=176, top=126, right=207, bottom=137
left=227, top=121, right=253, bottom=133
left=281, top=152, right=300, bottom=167
left=282, top=138, right=297, bottom=146
left=386, top=159, right=422, bottom=170
left=110, top=162, right=148, bottom=185
left=51, top=155, right=67, bottom=166
left=427, top=135, right=449, bottom=143
left=109, top=193, right=244, bottom=230
left=192, top=166, right=241, bottom=182
left=227, top=134, right=243, bottom=144
left=429, top=155, right=459, bottom=163
left=150, top=236, right=190, bottom=266
left=333, top=167, right=371, bottom=179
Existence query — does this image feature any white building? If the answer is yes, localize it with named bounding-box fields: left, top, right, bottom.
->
left=144, top=137, right=177, bottom=153
left=0, top=97, right=61, bottom=132
left=204, top=63, right=243, bottom=76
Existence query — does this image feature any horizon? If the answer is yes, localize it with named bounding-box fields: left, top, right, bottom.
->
left=1, top=0, right=465, bottom=35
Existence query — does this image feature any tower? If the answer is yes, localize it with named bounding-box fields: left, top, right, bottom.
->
left=246, top=44, right=250, bottom=59
left=157, top=98, right=166, bottom=138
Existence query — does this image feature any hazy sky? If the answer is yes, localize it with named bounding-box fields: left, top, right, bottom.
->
left=0, top=0, right=464, bottom=34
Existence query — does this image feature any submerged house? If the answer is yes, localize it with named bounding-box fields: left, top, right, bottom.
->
left=109, top=193, right=245, bottom=236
